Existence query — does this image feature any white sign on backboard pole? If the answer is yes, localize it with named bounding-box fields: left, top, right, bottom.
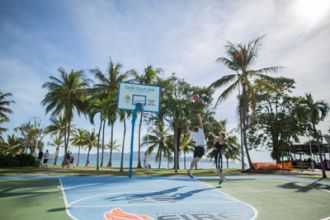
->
left=117, top=82, right=160, bottom=178
left=117, top=82, right=160, bottom=113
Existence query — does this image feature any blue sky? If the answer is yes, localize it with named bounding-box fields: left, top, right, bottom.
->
left=1, top=0, right=330, bottom=162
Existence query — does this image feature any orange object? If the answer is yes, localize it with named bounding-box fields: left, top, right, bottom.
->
left=252, top=162, right=292, bottom=170
left=104, top=208, right=152, bottom=220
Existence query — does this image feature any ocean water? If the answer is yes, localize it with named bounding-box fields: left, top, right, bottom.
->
left=48, top=153, right=241, bottom=169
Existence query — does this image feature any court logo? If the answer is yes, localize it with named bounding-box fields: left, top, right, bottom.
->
left=104, top=208, right=152, bottom=220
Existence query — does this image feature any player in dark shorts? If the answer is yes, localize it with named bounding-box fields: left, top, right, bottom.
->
left=187, top=113, right=206, bottom=178
left=211, top=132, right=226, bottom=184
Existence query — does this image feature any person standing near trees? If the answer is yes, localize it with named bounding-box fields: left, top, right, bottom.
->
left=210, top=132, right=226, bottom=184
left=187, top=95, right=206, bottom=178
left=43, top=150, right=50, bottom=168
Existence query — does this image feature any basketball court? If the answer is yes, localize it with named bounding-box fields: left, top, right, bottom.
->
left=60, top=176, right=257, bottom=220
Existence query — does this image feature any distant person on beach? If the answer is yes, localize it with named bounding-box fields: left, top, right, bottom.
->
left=37, top=150, right=43, bottom=167
left=210, top=132, right=226, bottom=184
left=43, top=150, right=49, bottom=168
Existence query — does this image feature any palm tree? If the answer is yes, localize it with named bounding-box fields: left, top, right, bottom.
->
left=210, top=36, right=281, bottom=170
left=0, top=134, right=22, bottom=155
left=14, top=121, right=44, bottom=155
left=48, top=133, right=63, bottom=165
left=88, top=97, right=114, bottom=170
left=91, top=58, right=128, bottom=168
left=142, top=120, right=170, bottom=169
left=223, top=135, right=240, bottom=168
left=130, top=66, right=161, bottom=168
left=0, top=91, right=15, bottom=135
left=71, top=128, right=88, bottom=167
left=45, top=116, right=66, bottom=165
left=85, top=130, right=97, bottom=167
left=42, top=68, right=89, bottom=165
left=296, top=93, right=329, bottom=178
left=119, top=110, right=131, bottom=172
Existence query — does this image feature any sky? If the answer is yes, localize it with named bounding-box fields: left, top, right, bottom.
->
left=1, top=0, right=330, bottom=162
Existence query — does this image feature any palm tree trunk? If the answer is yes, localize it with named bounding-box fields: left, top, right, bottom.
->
left=76, top=146, right=80, bottom=167
left=96, top=115, right=102, bottom=171
left=53, top=146, right=59, bottom=165
left=120, top=118, right=126, bottom=172
left=173, top=122, right=179, bottom=173
left=85, top=147, right=91, bottom=166
left=62, top=122, right=68, bottom=166
left=137, top=112, right=143, bottom=168
left=107, top=122, right=114, bottom=167
left=158, top=149, right=162, bottom=169
left=184, top=151, right=186, bottom=170
left=100, top=120, right=106, bottom=167
left=242, top=84, right=254, bottom=169
left=226, top=157, right=229, bottom=168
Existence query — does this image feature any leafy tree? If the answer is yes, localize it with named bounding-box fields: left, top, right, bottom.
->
left=159, top=74, right=213, bottom=172
left=210, top=36, right=281, bottom=169
left=248, top=77, right=304, bottom=162
left=296, top=93, right=329, bottom=178
left=42, top=68, right=90, bottom=165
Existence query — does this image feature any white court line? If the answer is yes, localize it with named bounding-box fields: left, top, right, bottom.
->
left=322, top=189, right=330, bottom=193
left=59, top=178, right=78, bottom=220
left=71, top=201, right=239, bottom=208
left=199, top=180, right=258, bottom=220
left=320, top=217, right=330, bottom=220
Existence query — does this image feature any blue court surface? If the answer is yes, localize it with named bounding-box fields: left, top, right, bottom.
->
left=60, top=176, right=257, bottom=220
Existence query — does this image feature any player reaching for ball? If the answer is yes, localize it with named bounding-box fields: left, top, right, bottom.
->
left=187, top=94, right=206, bottom=178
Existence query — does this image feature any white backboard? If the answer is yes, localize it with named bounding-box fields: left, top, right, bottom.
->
left=117, top=82, right=160, bottom=113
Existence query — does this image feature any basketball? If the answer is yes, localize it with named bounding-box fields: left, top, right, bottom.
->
left=192, top=94, right=200, bottom=102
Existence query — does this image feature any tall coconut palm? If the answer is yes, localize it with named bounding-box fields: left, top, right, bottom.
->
left=210, top=36, right=281, bottom=170
left=47, top=133, right=63, bottom=165
left=91, top=58, right=128, bottom=168
left=85, top=130, right=97, bottom=167
left=119, top=110, right=131, bottom=172
left=130, top=66, right=161, bottom=168
left=88, top=97, right=114, bottom=170
left=142, top=120, right=170, bottom=169
left=296, top=93, right=329, bottom=178
left=0, top=91, right=15, bottom=135
left=42, top=68, right=89, bottom=165
left=71, top=128, right=88, bottom=167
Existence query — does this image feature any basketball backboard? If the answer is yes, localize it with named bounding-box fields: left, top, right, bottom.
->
left=117, top=82, right=160, bottom=113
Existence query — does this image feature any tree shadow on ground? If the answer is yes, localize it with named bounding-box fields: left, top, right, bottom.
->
left=277, top=178, right=330, bottom=193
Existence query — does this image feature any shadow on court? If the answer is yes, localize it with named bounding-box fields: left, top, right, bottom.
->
left=277, top=178, right=330, bottom=192
left=107, top=186, right=214, bottom=201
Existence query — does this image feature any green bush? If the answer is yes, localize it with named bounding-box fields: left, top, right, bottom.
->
left=0, top=154, right=38, bottom=167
